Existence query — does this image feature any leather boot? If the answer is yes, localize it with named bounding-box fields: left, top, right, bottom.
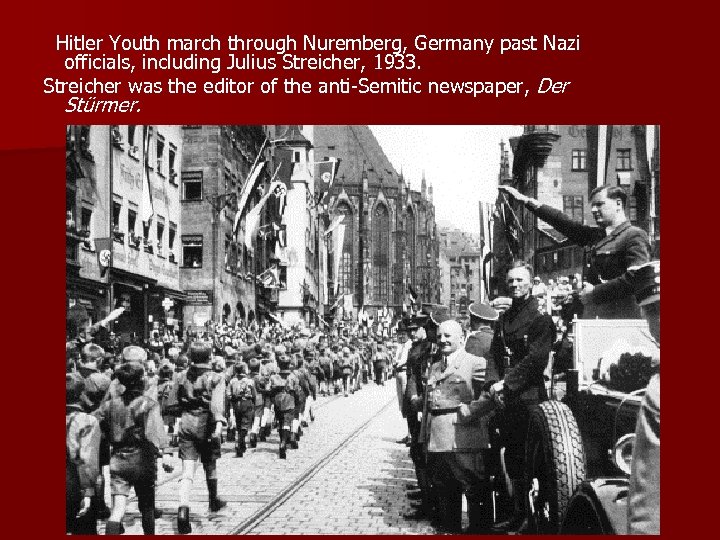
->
left=249, top=433, right=258, bottom=448
left=104, top=520, right=124, bottom=535
left=492, top=479, right=528, bottom=534
left=239, top=430, right=248, bottom=452
left=207, top=479, right=227, bottom=512
left=141, top=509, right=155, bottom=535
left=279, top=430, right=287, bottom=459
left=465, top=490, right=493, bottom=534
left=439, top=491, right=463, bottom=534
left=177, top=506, right=191, bottom=535
left=93, top=476, right=111, bottom=520
left=236, top=442, right=244, bottom=458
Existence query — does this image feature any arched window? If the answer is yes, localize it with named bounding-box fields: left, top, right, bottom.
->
left=336, top=202, right=354, bottom=296
left=372, top=203, right=390, bottom=304
left=406, top=206, right=416, bottom=287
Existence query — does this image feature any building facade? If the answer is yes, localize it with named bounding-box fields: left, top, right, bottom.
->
left=438, top=227, right=483, bottom=317
left=66, top=125, right=184, bottom=342
left=312, top=126, right=441, bottom=319
left=268, top=125, right=322, bottom=326
left=492, top=125, right=657, bottom=288
left=179, top=125, right=268, bottom=330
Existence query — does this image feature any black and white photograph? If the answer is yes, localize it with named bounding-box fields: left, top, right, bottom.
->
left=65, top=124, right=660, bottom=535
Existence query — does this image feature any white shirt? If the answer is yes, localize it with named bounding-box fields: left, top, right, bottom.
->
left=395, top=340, right=411, bottom=368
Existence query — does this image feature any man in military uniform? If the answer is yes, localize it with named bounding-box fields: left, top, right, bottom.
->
left=79, top=343, right=112, bottom=520
left=500, top=185, right=650, bottom=319
left=66, top=373, right=101, bottom=534
left=269, top=354, right=299, bottom=458
left=485, top=263, right=556, bottom=533
left=227, top=360, right=256, bottom=458
left=403, top=312, right=438, bottom=518
left=628, top=261, right=660, bottom=534
left=393, top=322, right=412, bottom=444
left=247, top=356, right=265, bottom=448
left=424, top=319, right=493, bottom=533
left=95, top=363, right=172, bottom=535
left=174, top=341, right=227, bottom=534
left=465, top=302, right=498, bottom=359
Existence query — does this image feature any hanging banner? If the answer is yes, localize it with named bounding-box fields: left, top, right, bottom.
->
left=332, top=224, right=346, bottom=295
left=320, top=234, right=328, bottom=305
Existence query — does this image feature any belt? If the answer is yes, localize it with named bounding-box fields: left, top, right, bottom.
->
left=429, top=407, right=460, bottom=416
left=395, top=365, right=407, bottom=373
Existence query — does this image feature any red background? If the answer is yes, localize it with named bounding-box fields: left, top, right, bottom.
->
left=0, top=0, right=704, bottom=536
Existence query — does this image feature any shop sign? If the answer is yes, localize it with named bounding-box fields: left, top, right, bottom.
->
left=186, top=290, right=213, bottom=305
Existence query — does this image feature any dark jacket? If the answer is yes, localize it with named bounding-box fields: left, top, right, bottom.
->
left=465, top=326, right=494, bottom=359
left=486, top=296, right=555, bottom=402
left=532, top=204, right=650, bottom=319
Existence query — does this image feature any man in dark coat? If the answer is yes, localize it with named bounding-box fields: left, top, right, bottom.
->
left=485, top=263, right=556, bottom=533
left=465, top=302, right=498, bottom=359
left=402, top=314, right=435, bottom=518
left=500, top=185, right=650, bottom=319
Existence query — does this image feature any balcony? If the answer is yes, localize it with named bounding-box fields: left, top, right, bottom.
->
left=521, top=125, right=560, bottom=164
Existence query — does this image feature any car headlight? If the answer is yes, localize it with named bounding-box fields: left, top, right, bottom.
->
left=612, top=433, right=636, bottom=475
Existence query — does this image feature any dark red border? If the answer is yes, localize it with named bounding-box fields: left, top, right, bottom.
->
left=2, top=0, right=699, bottom=537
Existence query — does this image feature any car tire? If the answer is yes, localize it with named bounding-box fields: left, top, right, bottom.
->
left=525, top=400, right=586, bottom=533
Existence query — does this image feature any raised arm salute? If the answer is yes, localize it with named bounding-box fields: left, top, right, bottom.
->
left=499, top=185, right=650, bottom=319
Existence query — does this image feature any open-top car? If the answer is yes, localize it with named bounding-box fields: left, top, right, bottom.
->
left=505, top=317, right=659, bottom=534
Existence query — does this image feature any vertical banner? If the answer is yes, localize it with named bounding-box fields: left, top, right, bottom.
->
left=141, top=126, right=154, bottom=227
left=320, top=234, right=328, bottom=305
left=314, top=158, right=341, bottom=204
left=333, top=223, right=346, bottom=295
left=273, top=147, right=295, bottom=190
left=596, top=125, right=607, bottom=187
left=234, top=160, right=266, bottom=236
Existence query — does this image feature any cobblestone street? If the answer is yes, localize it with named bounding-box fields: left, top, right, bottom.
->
left=100, top=381, right=439, bottom=535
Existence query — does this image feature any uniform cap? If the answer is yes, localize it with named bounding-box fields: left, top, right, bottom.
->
left=247, top=357, right=261, bottom=371
left=428, top=306, right=452, bottom=325
left=234, top=361, right=249, bottom=375
left=158, top=364, right=174, bottom=382
left=468, top=302, right=499, bottom=322
left=122, top=345, right=148, bottom=363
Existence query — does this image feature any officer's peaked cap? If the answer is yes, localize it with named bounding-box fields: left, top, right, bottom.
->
left=468, top=302, right=499, bottom=321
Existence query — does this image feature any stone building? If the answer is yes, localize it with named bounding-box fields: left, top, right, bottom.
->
left=312, top=126, right=441, bottom=319
left=266, top=125, right=323, bottom=326
left=438, top=226, right=483, bottom=317
left=492, top=125, right=657, bottom=288
left=66, top=125, right=184, bottom=341
left=179, top=125, right=268, bottom=329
